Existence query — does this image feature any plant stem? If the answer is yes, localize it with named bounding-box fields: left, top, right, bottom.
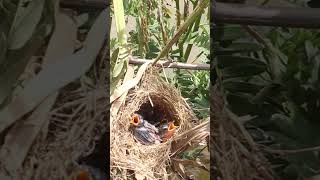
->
left=113, top=0, right=127, bottom=46
left=184, top=1, right=201, bottom=62
left=158, top=0, right=168, bottom=47
left=175, top=0, right=183, bottom=58
left=111, top=0, right=129, bottom=93
left=152, top=0, right=209, bottom=66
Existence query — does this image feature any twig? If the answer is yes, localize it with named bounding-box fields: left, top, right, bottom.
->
left=61, top=0, right=320, bottom=28
left=184, top=0, right=201, bottom=62
left=242, top=25, right=283, bottom=80
left=261, top=145, right=320, bottom=155
left=129, top=57, right=209, bottom=70
left=242, top=25, right=269, bottom=48
left=214, top=2, right=320, bottom=28
left=175, top=0, right=183, bottom=57
left=157, top=0, right=168, bottom=47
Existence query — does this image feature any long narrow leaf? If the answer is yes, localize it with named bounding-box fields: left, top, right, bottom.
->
left=0, top=10, right=77, bottom=174
left=0, top=8, right=108, bottom=133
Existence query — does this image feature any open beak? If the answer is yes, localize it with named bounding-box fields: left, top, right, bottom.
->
left=130, top=114, right=140, bottom=126
left=168, top=122, right=177, bottom=131
left=73, top=170, right=91, bottom=180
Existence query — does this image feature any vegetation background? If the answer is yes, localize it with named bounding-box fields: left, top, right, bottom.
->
left=214, top=0, right=320, bottom=179
left=0, top=0, right=108, bottom=179
left=110, top=0, right=210, bottom=179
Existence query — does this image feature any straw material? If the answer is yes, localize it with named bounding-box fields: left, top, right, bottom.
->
left=15, top=84, right=108, bottom=180
left=211, top=84, right=280, bottom=180
left=110, top=67, right=198, bottom=179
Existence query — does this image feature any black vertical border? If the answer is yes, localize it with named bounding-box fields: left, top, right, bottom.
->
left=210, top=0, right=217, bottom=180
left=106, top=0, right=111, bottom=178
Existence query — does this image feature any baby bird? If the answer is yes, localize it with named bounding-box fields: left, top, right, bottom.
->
left=159, top=121, right=178, bottom=142
left=71, top=164, right=107, bottom=180
left=72, top=170, right=92, bottom=180
left=129, top=113, right=161, bottom=145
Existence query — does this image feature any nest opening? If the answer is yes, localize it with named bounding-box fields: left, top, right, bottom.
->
left=134, top=93, right=181, bottom=127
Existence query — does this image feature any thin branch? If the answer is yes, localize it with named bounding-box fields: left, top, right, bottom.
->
left=157, top=0, right=168, bottom=46
left=242, top=25, right=283, bottom=80
left=242, top=25, right=269, bottom=48
left=214, top=2, right=320, bottom=28
left=129, top=57, right=209, bottom=70
left=261, top=144, right=320, bottom=155
left=60, top=0, right=320, bottom=28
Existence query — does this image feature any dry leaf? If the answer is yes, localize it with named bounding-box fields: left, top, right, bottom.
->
left=0, top=8, right=108, bottom=134
left=0, top=9, right=77, bottom=176
left=110, top=61, right=151, bottom=103
left=110, top=65, right=134, bottom=119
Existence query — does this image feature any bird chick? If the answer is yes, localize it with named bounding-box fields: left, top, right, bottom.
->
left=159, top=121, right=177, bottom=142
left=129, top=113, right=161, bottom=145
left=71, top=164, right=107, bottom=180
left=72, top=170, right=92, bottom=180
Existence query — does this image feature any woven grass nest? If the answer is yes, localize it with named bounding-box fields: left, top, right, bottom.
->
left=13, top=85, right=108, bottom=180
left=211, top=85, right=280, bottom=180
left=110, top=67, right=207, bottom=179
left=0, top=69, right=109, bottom=179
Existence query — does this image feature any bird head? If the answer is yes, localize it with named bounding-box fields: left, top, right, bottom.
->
left=72, top=170, right=92, bottom=180
left=167, top=122, right=177, bottom=131
left=130, top=114, right=143, bottom=127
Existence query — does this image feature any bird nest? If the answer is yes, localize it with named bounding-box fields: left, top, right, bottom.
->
left=110, top=67, right=198, bottom=179
left=211, top=84, right=280, bottom=180
left=14, top=85, right=108, bottom=180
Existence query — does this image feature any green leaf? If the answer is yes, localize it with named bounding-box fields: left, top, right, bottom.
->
left=305, top=40, right=318, bottom=61
left=0, top=24, right=47, bottom=106
left=8, top=0, right=45, bottom=49
left=269, top=113, right=296, bottom=139
left=217, top=56, right=267, bottom=78
left=215, top=25, right=247, bottom=41
left=113, top=60, right=125, bottom=78
left=226, top=92, right=257, bottom=116
left=217, top=42, right=263, bottom=55
left=222, top=80, right=262, bottom=93
left=222, top=64, right=267, bottom=78
left=110, top=48, right=119, bottom=72
left=0, top=32, right=7, bottom=66
left=217, top=55, right=267, bottom=68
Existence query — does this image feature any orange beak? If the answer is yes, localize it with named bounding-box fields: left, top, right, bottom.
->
left=73, top=171, right=91, bottom=180
left=130, top=114, right=140, bottom=126
left=168, top=122, right=177, bottom=131
left=161, top=122, right=178, bottom=142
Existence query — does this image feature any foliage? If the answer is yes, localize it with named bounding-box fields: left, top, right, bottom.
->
left=111, top=0, right=210, bottom=119
left=215, top=23, right=320, bottom=179
left=0, top=0, right=55, bottom=107
left=110, top=0, right=129, bottom=95
left=172, top=70, right=210, bottom=119
left=0, top=1, right=108, bottom=179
